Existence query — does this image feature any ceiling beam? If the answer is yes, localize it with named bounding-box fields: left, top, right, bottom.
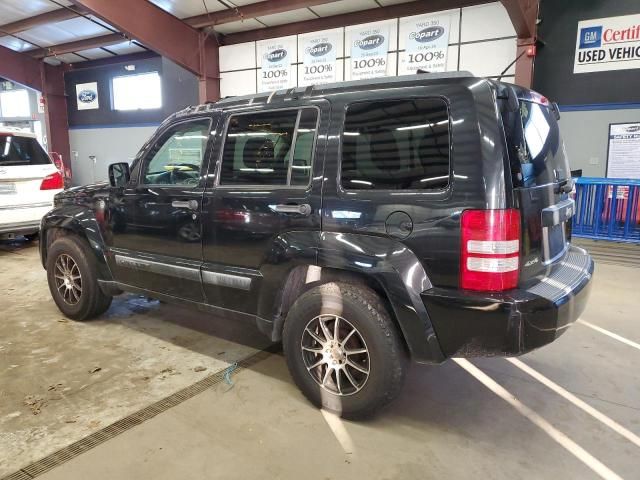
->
left=0, top=44, right=43, bottom=91
left=185, top=0, right=340, bottom=28
left=69, top=0, right=205, bottom=75
left=500, top=0, right=538, bottom=39
left=222, top=0, right=493, bottom=45
left=69, top=0, right=220, bottom=101
left=29, top=33, right=126, bottom=59
left=0, top=7, right=87, bottom=36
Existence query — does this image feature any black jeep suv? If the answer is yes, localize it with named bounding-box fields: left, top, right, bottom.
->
left=41, top=72, right=593, bottom=418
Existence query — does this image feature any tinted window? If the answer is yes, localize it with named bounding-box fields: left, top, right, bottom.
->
left=0, top=135, right=50, bottom=167
left=290, top=109, right=318, bottom=187
left=504, top=101, right=570, bottom=188
left=142, top=119, right=210, bottom=186
left=220, top=109, right=318, bottom=187
left=341, top=99, right=450, bottom=190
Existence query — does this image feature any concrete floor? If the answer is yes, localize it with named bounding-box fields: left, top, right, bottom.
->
left=1, top=239, right=639, bottom=479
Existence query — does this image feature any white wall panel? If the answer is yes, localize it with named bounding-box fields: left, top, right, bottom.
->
left=69, top=126, right=157, bottom=186
left=459, top=38, right=516, bottom=77
left=446, top=45, right=460, bottom=72
left=460, top=2, right=516, bottom=43
left=220, top=70, right=257, bottom=97
left=220, top=42, right=256, bottom=71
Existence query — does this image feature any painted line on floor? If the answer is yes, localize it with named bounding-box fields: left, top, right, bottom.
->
left=507, top=358, right=640, bottom=448
left=320, top=409, right=355, bottom=455
left=578, top=320, right=640, bottom=351
left=453, top=358, right=622, bottom=480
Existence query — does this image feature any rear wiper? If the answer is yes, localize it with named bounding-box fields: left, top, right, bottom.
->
left=556, top=178, right=573, bottom=194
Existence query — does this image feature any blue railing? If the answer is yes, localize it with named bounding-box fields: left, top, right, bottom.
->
left=572, top=177, right=640, bottom=243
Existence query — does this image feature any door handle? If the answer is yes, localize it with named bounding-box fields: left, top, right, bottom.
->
left=272, top=203, right=312, bottom=216
left=172, top=199, right=199, bottom=210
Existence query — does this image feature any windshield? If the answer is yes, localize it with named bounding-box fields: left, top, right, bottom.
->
left=0, top=134, right=50, bottom=167
left=502, top=100, right=570, bottom=188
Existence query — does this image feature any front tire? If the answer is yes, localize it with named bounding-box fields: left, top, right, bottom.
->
left=46, top=235, right=112, bottom=321
left=283, top=282, right=407, bottom=419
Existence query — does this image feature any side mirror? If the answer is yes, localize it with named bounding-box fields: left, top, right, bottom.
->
left=109, top=162, right=130, bottom=188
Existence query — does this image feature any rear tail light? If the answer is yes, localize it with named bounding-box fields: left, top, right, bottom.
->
left=40, top=171, right=64, bottom=190
left=460, top=209, right=521, bottom=292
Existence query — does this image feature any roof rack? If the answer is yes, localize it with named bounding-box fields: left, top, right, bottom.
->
left=183, top=70, right=478, bottom=112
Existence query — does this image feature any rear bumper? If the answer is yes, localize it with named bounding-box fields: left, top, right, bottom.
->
left=0, top=219, right=41, bottom=235
left=422, top=246, right=594, bottom=358
left=0, top=203, right=52, bottom=235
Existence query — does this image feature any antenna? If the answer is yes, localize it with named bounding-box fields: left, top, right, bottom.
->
left=496, top=49, right=527, bottom=82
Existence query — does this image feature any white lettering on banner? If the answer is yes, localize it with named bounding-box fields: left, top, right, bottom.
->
left=301, top=32, right=339, bottom=86
left=258, top=39, right=295, bottom=92
left=399, top=14, right=451, bottom=75
left=349, top=23, right=389, bottom=80
left=574, top=13, right=640, bottom=73
left=606, top=123, right=640, bottom=179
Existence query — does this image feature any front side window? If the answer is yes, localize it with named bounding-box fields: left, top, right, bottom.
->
left=142, top=119, right=210, bottom=186
left=220, top=108, right=318, bottom=187
left=341, top=99, right=450, bottom=190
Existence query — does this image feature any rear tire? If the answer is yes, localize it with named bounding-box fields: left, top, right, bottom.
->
left=283, top=282, right=407, bottom=419
left=46, top=235, right=112, bottom=321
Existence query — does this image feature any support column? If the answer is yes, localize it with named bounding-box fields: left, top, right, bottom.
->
left=0, top=46, right=70, bottom=175
left=198, top=33, right=220, bottom=103
left=41, top=64, right=71, bottom=173
left=515, top=38, right=536, bottom=88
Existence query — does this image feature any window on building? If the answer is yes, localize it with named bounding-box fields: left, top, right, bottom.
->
left=142, top=119, right=210, bottom=186
left=220, top=108, right=318, bottom=186
left=0, top=89, right=31, bottom=118
left=341, top=99, right=450, bottom=190
left=112, top=72, right=162, bottom=111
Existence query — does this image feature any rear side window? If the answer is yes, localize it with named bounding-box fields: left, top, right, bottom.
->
left=341, top=99, right=450, bottom=190
left=0, top=135, right=50, bottom=167
left=220, top=108, right=318, bottom=187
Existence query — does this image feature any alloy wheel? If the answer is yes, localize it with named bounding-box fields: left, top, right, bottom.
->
left=53, top=253, right=82, bottom=305
left=301, top=315, right=370, bottom=396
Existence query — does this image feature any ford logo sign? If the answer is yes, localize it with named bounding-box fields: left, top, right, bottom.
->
left=355, top=34, right=384, bottom=50
left=411, top=26, right=445, bottom=43
left=307, top=42, right=332, bottom=57
left=78, top=90, right=97, bottom=103
left=266, top=48, right=287, bottom=62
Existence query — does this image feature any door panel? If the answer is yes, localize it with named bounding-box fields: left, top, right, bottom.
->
left=106, top=116, right=216, bottom=301
left=201, top=104, right=328, bottom=316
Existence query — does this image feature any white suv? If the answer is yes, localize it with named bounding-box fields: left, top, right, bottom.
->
left=0, top=128, right=63, bottom=239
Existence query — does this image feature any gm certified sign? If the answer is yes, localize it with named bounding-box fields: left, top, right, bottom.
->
left=574, top=13, right=640, bottom=73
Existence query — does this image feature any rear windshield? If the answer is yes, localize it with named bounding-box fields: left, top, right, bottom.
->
left=502, top=100, right=570, bottom=188
left=0, top=135, right=50, bottom=167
